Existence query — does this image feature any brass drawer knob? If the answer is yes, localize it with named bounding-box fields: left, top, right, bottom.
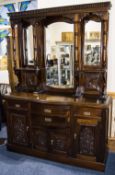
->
left=50, top=139, right=54, bottom=145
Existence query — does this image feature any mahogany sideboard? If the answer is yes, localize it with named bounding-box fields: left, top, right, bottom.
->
left=4, top=92, right=111, bottom=171
left=5, top=1, right=112, bottom=171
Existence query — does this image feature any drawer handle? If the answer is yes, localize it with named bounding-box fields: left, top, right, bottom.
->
left=83, top=111, right=91, bottom=116
left=67, top=117, right=70, bottom=123
left=2, top=99, right=6, bottom=103
left=26, top=126, right=29, bottom=131
left=45, top=117, right=52, bottom=122
left=50, top=139, right=54, bottom=145
left=74, top=133, right=77, bottom=140
left=15, top=104, right=21, bottom=108
left=44, top=109, right=52, bottom=113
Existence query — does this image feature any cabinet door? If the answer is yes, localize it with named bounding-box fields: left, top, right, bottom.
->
left=73, top=117, right=101, bottom=161
left=7, top=110, right=30, bottom=146
left=32, top=127, right=48, bottom=151
left=49, top=128, right=71, bottom=155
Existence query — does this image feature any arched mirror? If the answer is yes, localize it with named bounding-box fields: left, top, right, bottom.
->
left=23, top=25, right=34, bottom=66
left=45, top=22, right=74, bottom=89
left=83, top=17, right=101, bottom=67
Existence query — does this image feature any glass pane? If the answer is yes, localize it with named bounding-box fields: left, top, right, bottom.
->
left=23, top=25, right=34, bottom=66
left=26, top=25, right=34, bottom=65
left=45, top=22, right=74, bottom=88
left=84, top=21, right=101, bottom=66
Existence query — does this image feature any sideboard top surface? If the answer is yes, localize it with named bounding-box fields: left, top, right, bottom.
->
left=4, top=92, right=111, bottom=108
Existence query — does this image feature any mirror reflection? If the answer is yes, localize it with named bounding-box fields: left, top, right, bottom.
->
left=23, top=25, right=34, bottom=66
left=84, top=21, right=101, bottom=66
left=45, top=22, right=74, bottom=88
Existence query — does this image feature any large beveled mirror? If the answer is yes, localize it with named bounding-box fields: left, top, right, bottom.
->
left=83, top=16, right=102, bottom=67
left=45, top=22, right=74, bottom=89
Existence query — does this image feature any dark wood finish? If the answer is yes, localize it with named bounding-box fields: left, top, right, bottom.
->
left=4, top=92, right=112, bottom=171
left=8, top=2, right=111, bottom=21
left=79, top=71, right=107, bottom=97
left=5, top=2, right=112, bottom=171
left=8, top=1, right=111, bottom=96
left=6, top=98, right=31, bottom=146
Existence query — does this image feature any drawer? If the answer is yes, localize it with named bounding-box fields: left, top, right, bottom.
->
left=42, top=115, right=70, bottom=128
left=31, top=104, right=71, bottom=127
left=7, top=99, right=29, bottom=110
left=74, top=107, right=102, bottom=117
left=42, top=104, right=70, bottom=117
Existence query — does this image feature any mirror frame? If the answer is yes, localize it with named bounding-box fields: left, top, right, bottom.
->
left=21, top=21, right=36, bottom=68
left=8, top=2, right=110, bottom=94
left=43, top=16, right=75, bottom=94
left=81, top=13, right=103, bottom=70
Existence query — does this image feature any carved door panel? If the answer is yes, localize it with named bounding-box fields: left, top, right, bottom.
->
left=15, top=70, right=39, bottom=92
left=79, top=72, right=106, bottom=97
left=49, top=128, right=71, bottom=155
left=32, top=127, right=48, bottom=151
left=9, top=111, right=30, bottom=146
left=74, top=117, right=101, bottom=160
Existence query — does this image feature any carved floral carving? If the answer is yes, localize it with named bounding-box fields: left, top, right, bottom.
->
left=80, top=126, right=94, bottom=155
left=13, top=114, right=27, bottom=145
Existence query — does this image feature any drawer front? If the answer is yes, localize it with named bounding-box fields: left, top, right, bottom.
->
left=7, top=99, right=29, bottom=110
left=74, top=107, right=102, bottom=117
left=31, top=104, right=71, bottom=127
left=42, top=115, right=70, bottom=128
left=42, top=104, right=70, bottom=117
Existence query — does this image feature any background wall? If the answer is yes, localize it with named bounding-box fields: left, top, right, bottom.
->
left=38, top=0, right=115, bottom=93
left=46, top=22, right=73, bottom=46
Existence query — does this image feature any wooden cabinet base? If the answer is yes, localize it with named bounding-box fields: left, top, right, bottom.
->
left=4, top=92, right=111, bottom=171
left=7, top=143, right=105, bottom=171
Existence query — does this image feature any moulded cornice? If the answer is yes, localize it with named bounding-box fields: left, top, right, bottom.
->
left=8, top=1, right=111, bottom=22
